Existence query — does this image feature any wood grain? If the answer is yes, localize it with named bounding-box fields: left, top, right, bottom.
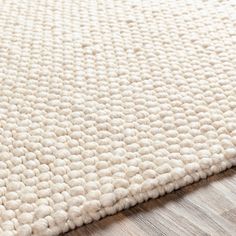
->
left=63, top=168, right=236, bottom=236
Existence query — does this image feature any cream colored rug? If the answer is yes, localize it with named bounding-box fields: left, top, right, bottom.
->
left=0, top=0, right=236, bottom=235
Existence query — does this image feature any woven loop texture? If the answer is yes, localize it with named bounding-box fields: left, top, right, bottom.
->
left=0, top=0, right=236, bottom=235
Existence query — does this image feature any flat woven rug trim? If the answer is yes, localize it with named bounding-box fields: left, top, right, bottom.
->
left=0, top=0, right=236, bottom=235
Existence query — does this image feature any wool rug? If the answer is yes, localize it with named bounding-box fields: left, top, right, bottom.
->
left=0, top=0, right=236, bottom=235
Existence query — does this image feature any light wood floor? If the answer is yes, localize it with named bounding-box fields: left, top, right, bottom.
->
left=64, top=167, right=236, bottom=236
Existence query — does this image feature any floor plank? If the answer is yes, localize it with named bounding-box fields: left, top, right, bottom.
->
left=63, top=168, right=236, bottom=236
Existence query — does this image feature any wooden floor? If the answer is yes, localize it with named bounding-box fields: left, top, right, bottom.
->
left=64, top=167, right=236, bottom=236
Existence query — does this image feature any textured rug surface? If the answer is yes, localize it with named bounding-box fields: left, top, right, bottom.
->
left=0, top=0, right=236, bottom=235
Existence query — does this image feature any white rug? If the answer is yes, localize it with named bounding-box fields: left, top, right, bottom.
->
left=0, top=0, right=236, bottom=235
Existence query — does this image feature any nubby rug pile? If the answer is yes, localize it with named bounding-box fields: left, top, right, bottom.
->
left=0, top=0, right=236, bottom=235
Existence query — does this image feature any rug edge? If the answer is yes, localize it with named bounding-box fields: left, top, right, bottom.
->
left=56, top=157, right=236, bottom=236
